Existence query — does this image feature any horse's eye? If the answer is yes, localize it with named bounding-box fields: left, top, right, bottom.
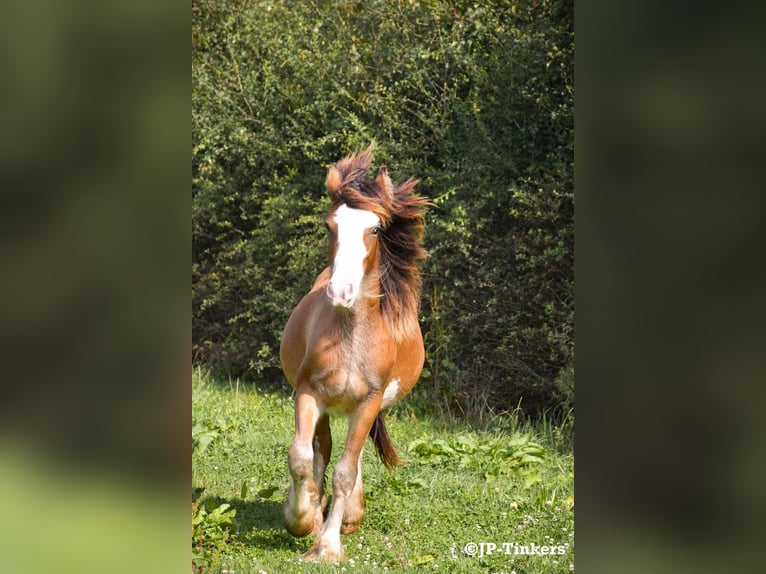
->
left=371, top=227, right=381, bottom=236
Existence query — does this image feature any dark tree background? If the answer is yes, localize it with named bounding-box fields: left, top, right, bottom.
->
left=192, top=0, right=573, bottom=418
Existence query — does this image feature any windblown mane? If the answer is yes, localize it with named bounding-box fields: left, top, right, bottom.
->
left=327, top=146, right=430, bottom=337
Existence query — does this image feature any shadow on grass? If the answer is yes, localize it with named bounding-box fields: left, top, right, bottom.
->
left=225, top=497, right=308, bottom=553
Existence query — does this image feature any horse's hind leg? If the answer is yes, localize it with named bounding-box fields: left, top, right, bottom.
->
left=313, top=413, right=332, bottom=513
left=284, top=391, right=323, bottom=537
left=341, top=447, right=364, bottom=534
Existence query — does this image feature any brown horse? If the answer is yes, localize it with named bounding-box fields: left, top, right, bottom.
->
left=279, top=146, right=429, bottom=562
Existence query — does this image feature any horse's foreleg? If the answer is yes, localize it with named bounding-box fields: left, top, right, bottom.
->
left=313, top=413, right=332, bottom=513
left=304, top=395, right=382, bottom=562
left=284, top=390, right=323, bottom=537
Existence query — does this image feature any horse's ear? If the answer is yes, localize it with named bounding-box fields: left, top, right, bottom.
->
left=375, top=167, right=393, bottom=199
left=326, top=166, right=342, bottom=198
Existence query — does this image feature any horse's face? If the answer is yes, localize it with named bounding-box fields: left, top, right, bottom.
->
left=325, top=203, right=381, bottom=308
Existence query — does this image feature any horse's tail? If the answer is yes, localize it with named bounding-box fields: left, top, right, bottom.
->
left=369, top=412, right=403, bottom=470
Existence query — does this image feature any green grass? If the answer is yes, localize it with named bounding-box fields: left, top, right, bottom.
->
left=192, top=368, right=574, bottom=573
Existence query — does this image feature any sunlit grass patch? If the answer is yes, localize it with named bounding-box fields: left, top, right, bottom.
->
left=192, top=369, right=574, bottom=573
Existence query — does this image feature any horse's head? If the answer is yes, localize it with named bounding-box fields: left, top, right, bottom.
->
left=324, top=155, right=391, bottom=308
left=322, top=146, right=428, bottom=321
left=324, top=202, right=381, bottom=308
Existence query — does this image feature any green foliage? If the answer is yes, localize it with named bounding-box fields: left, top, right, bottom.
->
left=192, top=491, right=237, bottom=573
left=191, top=419, right=221, bottom=454
left=192, top=414, right=239, bottom=572
left=407, top=432, right=547, bottom=482
left=193, top=0, right=574, bottom=416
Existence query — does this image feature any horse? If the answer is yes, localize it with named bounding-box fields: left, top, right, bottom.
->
left=279, top=146, right=430, bottom=562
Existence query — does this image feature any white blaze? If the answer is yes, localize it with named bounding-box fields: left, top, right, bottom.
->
left=327, top=204, right=379, bottom=307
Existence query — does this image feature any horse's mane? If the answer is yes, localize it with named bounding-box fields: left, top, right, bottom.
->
left=327, top=146, right=430, bottom=338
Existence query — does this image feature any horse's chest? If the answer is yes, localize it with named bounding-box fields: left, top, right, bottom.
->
left=309, top=335, right=392, bottom=409
left=315, top=367, right=368, bottom=400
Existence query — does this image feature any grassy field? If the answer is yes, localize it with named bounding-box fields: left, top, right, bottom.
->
left=192, top=369, right=574, bottom=574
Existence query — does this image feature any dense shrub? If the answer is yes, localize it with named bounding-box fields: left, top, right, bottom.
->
left=192, top=0, right=573, bottom=417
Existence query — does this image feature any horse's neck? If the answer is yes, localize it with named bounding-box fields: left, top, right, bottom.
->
left=321, top=265, right=386, bottom=341
left=334, top=298, right=382, bottom=337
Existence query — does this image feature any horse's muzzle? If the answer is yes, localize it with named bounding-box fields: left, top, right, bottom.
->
left=326, top=281, right=355, bottom=308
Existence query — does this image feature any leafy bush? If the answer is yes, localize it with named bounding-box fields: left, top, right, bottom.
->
left=407, top=432, right=547, bottom=484
left=192, top=0, right=574, bottom=417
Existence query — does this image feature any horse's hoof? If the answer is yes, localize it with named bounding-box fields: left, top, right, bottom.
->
left=284, top=504, right=322, bottom=538
left=285, top=521, right=314, bottom=538
left=303, top=541, right=345, bottom=563
left=340, top=521, right=360, bottom=535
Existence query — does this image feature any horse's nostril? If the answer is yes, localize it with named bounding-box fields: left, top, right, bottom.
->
left=327, top=282, right=353, bottom=306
